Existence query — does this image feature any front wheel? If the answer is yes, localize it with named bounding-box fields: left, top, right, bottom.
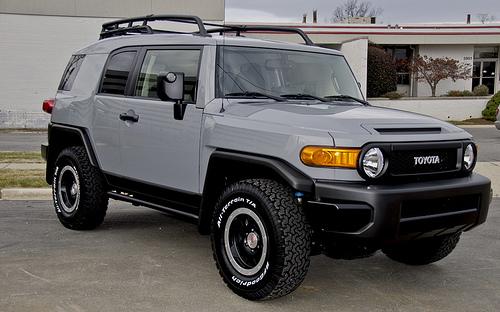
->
left=211, top=179, right=311, bottom=300
left=382, top=232, right=461, bottom=265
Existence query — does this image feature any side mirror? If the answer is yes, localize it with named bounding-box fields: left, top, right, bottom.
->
left=157, top=72, right=186, bottom=120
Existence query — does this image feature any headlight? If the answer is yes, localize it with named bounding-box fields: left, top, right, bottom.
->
left=463, top=143, right=475, bottom=170
left=300, top=146, right=360, bottom=168
left=362, top=148, right=385, bottom=178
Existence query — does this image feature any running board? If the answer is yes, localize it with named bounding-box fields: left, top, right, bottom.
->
left=107, top=191, right=199, bottom=220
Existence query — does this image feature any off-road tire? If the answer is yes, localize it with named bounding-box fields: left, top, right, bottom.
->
left=211, top=179, right=311, bottom=300
left=382, top=232, right=461, bottom=265
left=52, top=146, right=108, bottom=230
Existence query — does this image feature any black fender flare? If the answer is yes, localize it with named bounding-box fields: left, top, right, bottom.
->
left=46, top=123, right=100, bottom=183
left=198, top=149, right=314, bottom=234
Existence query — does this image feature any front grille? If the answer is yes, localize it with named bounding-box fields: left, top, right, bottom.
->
left=389, top=148, right=458, bottom=175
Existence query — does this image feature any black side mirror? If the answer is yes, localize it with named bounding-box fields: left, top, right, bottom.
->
left=157, top=72, right=186, bottom=120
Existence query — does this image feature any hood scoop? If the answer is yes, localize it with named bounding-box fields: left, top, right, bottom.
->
left=362, top=123, right=445, bottom=135
left=374, top=127, right=442, bottom=135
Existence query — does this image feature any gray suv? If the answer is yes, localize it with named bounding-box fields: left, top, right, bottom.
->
left=42, top=15, right=491, bottom=300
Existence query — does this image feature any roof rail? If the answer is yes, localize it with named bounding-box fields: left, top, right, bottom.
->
left=99, top=14, right=209, bottom=40
left=205, top=25, right=315, bottom=46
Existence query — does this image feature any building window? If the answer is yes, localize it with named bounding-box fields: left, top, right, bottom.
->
left=384, top=46, right=412, bottom=86
left=473, top=47, right=498, bottom=95
left=473, top=47, right=498, bottom=59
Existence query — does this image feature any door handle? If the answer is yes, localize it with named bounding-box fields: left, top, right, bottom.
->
left=119, top=111, right=139, bottom=122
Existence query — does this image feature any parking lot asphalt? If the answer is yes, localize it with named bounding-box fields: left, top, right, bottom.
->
left=0, top=199, right=499, bottom=312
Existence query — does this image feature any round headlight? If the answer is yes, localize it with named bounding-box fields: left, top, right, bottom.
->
left=463, top=143, right=475, bottom=170
left=362, top=148, right=385, bottom=178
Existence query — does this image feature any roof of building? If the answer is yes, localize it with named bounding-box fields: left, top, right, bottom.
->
left=237, top=22, right=500, bottom=45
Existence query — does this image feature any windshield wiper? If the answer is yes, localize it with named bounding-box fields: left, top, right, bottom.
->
left=225, top=91, right=285, bottom=102
left=280, top=93, right=328, bottom=102
left=324, top=95, right=369, bottom=106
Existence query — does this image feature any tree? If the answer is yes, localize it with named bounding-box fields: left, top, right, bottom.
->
left=408, top=55, right=471, bottom=97
left=477, top=13, right=496, bottom=24
left=367, top=46, right=397, bottom=97
left=331, top=0, right=382, bottom=23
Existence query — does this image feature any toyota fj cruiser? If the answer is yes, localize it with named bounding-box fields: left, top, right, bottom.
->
left=42, top=15, right=491, bottom=300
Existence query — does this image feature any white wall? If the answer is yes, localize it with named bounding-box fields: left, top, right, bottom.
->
left=416, top=45, right=474, bottom=97
left=0, top=13, right=222, bottom=128
left=340, top=38, right=368, bottom=97
left=0, top=0, right=224, bottom=20
left=370, top=97, right=489, bottom=121
left=0, top=14, right=110, bottom=112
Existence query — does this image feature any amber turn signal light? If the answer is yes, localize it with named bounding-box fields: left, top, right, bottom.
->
left=300, top=146, right=360, bottom=168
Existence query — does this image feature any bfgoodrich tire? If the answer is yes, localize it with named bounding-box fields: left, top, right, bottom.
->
left=382, top=232, right=461, bottom=265
left=211, top=179, right=311, bottom=300
left=52, top=146, right=108, bottom=230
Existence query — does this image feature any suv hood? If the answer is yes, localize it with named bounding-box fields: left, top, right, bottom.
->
left=223, top=101, right=470, bottom=144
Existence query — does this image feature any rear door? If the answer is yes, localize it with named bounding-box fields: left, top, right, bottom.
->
left=118, top=46, right=204, bottom=193
left=92, top=48, right=139, bottom=174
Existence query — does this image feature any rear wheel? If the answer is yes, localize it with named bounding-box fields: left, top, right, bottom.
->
left=382, top=232, right=461, bottom=265
left=211, top=179, right=311, bottom=300
left=52, top=146, right=108, bottom=230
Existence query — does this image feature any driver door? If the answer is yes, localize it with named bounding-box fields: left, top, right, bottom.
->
left=118, top=46, right=204, bottom=194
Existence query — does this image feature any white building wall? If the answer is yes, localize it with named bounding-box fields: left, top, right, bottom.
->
left=370, top=97, right=489, bottom=121
left=0, top=12, right=223, bottom=128
left=415, top=45, right=474, bottom=97
left=0, top=14, right=109, bottom=113
left=340, top=38, right=368, bottom=97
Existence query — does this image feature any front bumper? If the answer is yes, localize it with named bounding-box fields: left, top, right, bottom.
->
left=495, top=120, right=500, bottom=130
left=308, top=173, right=491, bottom=244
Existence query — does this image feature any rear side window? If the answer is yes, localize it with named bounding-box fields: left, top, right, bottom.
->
left=100, top=51, right=136, bottom=95
left=58, top=55, right=85, bottom=91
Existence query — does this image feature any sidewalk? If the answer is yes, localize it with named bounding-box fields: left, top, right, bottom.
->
left=0, top=163, right=45, bottom=170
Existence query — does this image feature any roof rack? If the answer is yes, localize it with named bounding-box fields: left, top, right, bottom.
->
left=99, top=14, right=209, bottom=40
left=205, top=25, right=315, bottom=46
left=99, top=15, right=315, bottom=46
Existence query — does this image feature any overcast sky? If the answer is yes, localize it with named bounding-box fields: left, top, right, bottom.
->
left=225, top=0, right=500, bottom=24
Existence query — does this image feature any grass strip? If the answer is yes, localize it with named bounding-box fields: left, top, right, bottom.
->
left=0, top=169, right=48, bottom=189
left=0, top=152, right=43, bottom=163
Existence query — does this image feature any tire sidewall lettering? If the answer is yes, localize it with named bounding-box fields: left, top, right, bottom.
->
left=215, top=193, right=269, bottom=289
left=53, top=158, right=80, bottom=217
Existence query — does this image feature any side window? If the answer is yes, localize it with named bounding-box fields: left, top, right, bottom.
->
left=100, top=51, right=136, bottom=95
left=135, top=49, right=201, bottom=102
left=58, top=55, right=85, bottom=91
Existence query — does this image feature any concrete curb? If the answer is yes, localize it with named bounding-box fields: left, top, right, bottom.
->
left=458, top=125, right=495, bottom=128
left=0, top=188, right=51, bottom=200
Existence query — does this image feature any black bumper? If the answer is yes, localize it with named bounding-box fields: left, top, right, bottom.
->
left=308, top=174, right=491, bottom=243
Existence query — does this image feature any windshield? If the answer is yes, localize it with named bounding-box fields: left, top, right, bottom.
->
left=216, top=46, right=362, bottom=100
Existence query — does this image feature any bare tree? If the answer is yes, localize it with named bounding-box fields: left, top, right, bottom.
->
left=331, top=0, right=382, bottom=23
left=477, top=13, right=496, bottom=24
left=408, top=55, right=471, bottom=97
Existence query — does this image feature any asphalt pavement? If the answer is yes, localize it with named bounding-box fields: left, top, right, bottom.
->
left=0, top=130, right=46, bottom=152
left=0, top=199, right=499, bottom=312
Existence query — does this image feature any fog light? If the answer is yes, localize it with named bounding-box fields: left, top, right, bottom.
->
left=463, top=143, right=475, bottom=170
left=362, top=148, right=385, bottom=178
